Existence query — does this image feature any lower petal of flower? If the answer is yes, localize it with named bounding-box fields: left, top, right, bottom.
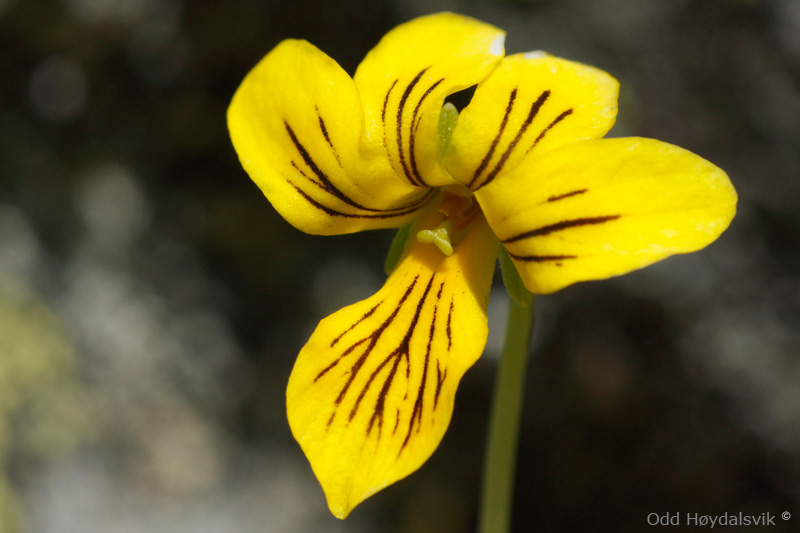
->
left=286, top=206, right=499, bottom=518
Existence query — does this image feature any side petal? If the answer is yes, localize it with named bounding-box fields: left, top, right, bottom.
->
left=475, top=137, right=737, bottom=294
left=444, top=52, right=619, bottom=191
left=286, top=205, right=499, bottom=518
left=228, top=39, right=431, bottom=235
left=354, top=13, right=505, bottom=188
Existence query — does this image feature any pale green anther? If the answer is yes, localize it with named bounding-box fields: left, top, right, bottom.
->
left=417, top=218, right=456, bottom=256
left=439, top=102, right=459, bottom=156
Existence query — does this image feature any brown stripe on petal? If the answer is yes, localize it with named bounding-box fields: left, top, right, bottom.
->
left=396, top=68, right=429, bottom=186
left=502, top=215, right=621, bottom=244
left=290, top=160, right=321, bottom=188
left=508, top=253, right=577, bottom=263
left=364, top=345, right=406, bottom=437
left=445, top=299, right=453, bottom=351
left=382, top=79, right=399, bottom=155
left=315, top=105, right=343, bottom=168
left=393, top=188, right=437, bottom=211
left=317, top=270, right=458, bottom=457
left=324, top=276, right=420, bottom=429
left=382, top=79, right=398, bottom=124
left=469, top=88, right=517, bottom=188
left=525, top=108, right=574, bottom=156
left=399, top=286, right=440, bottom=454
left=285, top=121, right=369, bottom=210
left=288, top=120, right=432, bottom=217
left=314, top=337, right=370, bottom=383
left=408, top=77, right=445, bottom=187
left=473, top=90, right=550, bottom=191
left=288, top=181, right=427, bottom=220
left=434, top=361, right=446, bottom=410
left=331, top=301, right=382, bottom=347
left=356, top=275, right=436, bottom=439
left=288, top=181, right=352, bottom=219
left=546, top=188, right=588, bottom=203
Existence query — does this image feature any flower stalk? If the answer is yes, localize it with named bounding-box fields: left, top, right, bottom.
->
left=478, top=291, right=535, bottom=533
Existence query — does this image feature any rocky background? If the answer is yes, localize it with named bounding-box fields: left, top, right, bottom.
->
left=1, top=0, right=798, bottom=531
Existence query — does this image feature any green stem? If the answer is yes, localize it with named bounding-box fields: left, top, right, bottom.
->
left=477, top=294, right=535, bottom=533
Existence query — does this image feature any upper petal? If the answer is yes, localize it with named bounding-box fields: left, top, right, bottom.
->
left=354, top=13, right=505, bottom=188
left=444, top=52, right=619, bottom=191
left=286, top=202, right=499, bottom=518
left=228, top=39, right=431, bottom=235
left=475, top=137, right=737, bottom=294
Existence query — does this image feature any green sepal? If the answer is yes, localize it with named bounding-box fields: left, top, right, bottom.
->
left=499, top=247, right=533, bottom=307
left=384, top=224, right=411, bottom=275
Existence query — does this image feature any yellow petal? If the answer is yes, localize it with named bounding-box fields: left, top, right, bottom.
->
left=354, top=12, right=505, bottom=188
left=475, top=137, right=737, bottom=294
left=228, top=39, right=431, bottom=235
left=444, top=52, right=619, bottom=191
left=286, top=204, right=499, bottom=518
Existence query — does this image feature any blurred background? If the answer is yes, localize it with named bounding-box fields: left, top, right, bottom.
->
left=1, top=0, right=799, bottom=531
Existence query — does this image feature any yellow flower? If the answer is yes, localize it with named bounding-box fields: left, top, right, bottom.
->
left=227, top=13, right=736, bottom=518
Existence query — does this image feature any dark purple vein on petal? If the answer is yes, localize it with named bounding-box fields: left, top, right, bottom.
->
left=315, top=105, right=342, bottom=168
left=396, top=68, right=429, bottom=186
left=290, top=160, right=321, bottom=188
left=469, top=88, right=517, bottom=188
left=524, top=108, right=574, bottom=156
left=314, top=337, right=371, bottom=383
left=287, top=121, right=429, bottom=216
left=382, top=79, right=399, bottom=156
left=502, top=215, right=620, bottom=244
left=287, top=181, right=429, bottom=220
left=508, top=253, right=577, bottom=263
left=286, top=121, right=363, bottom=208
left=354, top=275, right=436, bottom=440
left=546, top=188, right=588, bottom=203
left=445, top=299, right=453, bottom=351
left=473, top=90, right=550, bottom=191
left=382, top=80, right=398, bottom=124
left=330, top=301, right=382, bottom=348
left=408, top=77, right=444, bottom=187
left=322, top=276, right=419, bottom=431
left=399, top=283, right=440, bottom=455
left=434, top=299, right=453, bottom=411
left=434, top=361, right=446, bottom=410
left=364, top=348, right=405, bottom=438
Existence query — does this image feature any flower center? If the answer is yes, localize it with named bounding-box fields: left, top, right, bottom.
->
left=416, top=187, right=480, bottom=256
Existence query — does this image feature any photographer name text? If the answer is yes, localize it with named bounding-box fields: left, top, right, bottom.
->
left=648, top=511, right=791, bottom=527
